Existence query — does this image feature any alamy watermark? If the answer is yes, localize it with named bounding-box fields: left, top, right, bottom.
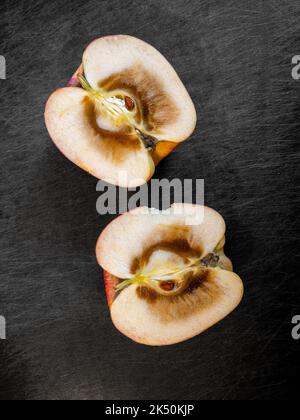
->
left=0, top=55, right=6, bottom=80
left=96, top=175, right=205, bottom=224
left=292, top=316, right=300, bottom=340
left=0, top=316, right=6, bottom=340
left=292, top=56, right=300, bottom=80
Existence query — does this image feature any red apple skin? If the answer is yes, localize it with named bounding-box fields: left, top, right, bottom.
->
left=103, top=271, right=118, bottom=307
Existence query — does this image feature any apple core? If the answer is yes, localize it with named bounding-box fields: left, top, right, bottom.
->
left=115, top=244, right=226, bottom=299
left=79, top=74, right=161, bottom=152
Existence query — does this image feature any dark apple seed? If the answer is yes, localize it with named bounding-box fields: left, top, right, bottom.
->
left=125, top=96, right=135, bottom=111
left=160, top=281, right=176, bottom=291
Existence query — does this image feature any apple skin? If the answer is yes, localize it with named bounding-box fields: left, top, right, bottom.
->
left=152, top=141, right=179, bottom=165
left=66, top=65, right=83, bottom=87
left=103, top=271, right=118, bottom=308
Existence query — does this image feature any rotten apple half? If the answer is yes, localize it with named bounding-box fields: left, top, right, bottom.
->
left=96, top=204, right=244, bottom=346
left=45, top=35, right=197, bottom=187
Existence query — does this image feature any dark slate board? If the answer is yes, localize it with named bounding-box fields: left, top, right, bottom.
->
left=0, top=0, right=299, bottom=400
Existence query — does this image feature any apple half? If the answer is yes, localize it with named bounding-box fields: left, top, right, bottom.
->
left=45, top=35, right=197, bottom=187
left=96, top=204, right=244, bottom=346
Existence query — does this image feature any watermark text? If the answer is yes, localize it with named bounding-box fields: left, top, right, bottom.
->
left=292, top=315, right=300, bottom=340
left=292, top=56, right=300, bottom=80
left=96, top=176, right=204, bottom=219
left=0, top=55, right=6, bottom=80
left=0, top=316, right=6, bottom=340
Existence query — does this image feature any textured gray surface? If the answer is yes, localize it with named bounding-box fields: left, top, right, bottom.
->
left=0, top=0, right=299, bottom=400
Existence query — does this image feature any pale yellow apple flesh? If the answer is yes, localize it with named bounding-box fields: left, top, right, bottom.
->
left=96, top=204, right=244, bottom=346
left=45, top=35, right=197, bottom=187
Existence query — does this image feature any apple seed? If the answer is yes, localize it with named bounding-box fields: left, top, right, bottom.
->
left=160, top=281, right=176, bottom=292
left=125, top=96, right=135, bottom=111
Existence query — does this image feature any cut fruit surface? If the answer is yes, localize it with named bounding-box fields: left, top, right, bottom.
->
left=45, top=88, right=154, bottom=187
left=96, top=204, right=244, bottom=346
left=45, top=35, right=197, bottom=187
left=109, top=270, right=243, bottom=346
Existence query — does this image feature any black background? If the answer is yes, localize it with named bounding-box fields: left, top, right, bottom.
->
left=0, top=0, right=299, bottom=400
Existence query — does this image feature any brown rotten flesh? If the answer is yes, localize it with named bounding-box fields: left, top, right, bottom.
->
left=96, top=204, right=244, bottom=346
left=45, top=35, right=197, bottom=187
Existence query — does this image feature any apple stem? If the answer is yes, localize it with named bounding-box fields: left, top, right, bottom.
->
left=115, top=278, right=134, bottom=292
left=78, top=75, right=97, bottom=95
